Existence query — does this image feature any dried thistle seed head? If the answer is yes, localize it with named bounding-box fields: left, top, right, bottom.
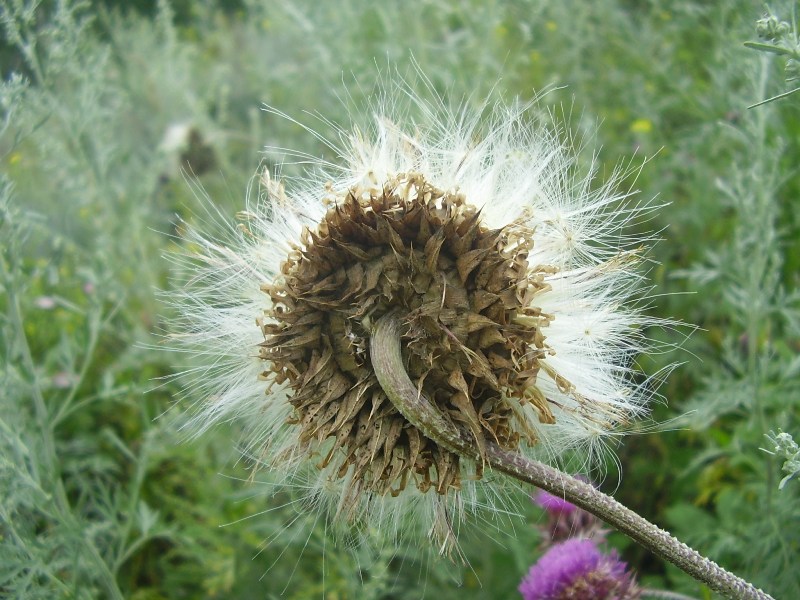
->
left=260, top=172, right=554, bottom=504
left=169, top=86, right=661, bottom=549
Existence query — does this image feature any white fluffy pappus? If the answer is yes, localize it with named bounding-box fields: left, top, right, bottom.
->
left=165, top=82, right=668, bottom=552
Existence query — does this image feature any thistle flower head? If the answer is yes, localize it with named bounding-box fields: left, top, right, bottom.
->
left=518, top=538, right=639, bottom=600
left=168, top=82, right=660, bottom=548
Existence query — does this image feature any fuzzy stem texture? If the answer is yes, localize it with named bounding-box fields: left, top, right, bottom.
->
left=370, top=312, right=774, bottom=600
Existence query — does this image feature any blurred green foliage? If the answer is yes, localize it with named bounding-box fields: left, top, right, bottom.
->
left=1, top=0, right=798, bottom=598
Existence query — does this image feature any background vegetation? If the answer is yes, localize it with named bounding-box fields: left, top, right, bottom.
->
left=1, top=0, right=798, bottom=598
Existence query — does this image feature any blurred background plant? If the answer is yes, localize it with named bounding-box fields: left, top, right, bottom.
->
left=745, top=4, right=800, bottom=106
left=1, top=0, right=798, bottom=598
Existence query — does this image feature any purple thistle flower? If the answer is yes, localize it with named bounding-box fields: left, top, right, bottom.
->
left=518, top=538, right=639, bottom=600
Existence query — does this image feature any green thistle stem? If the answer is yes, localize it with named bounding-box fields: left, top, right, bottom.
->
left=369, top=312, right=773, bottom=600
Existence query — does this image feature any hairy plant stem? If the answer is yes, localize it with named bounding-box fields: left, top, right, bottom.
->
left=370, top=312, right=773, bottom=600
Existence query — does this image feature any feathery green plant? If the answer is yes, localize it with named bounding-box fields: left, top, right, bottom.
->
left=745, top=4, right=800, bottom=106
left=1, top=1, right=798, bottom=598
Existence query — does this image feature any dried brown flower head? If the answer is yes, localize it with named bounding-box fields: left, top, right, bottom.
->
left=260, top=172, right=556, bottom=512
left=170, top=92, right=657, bottom=548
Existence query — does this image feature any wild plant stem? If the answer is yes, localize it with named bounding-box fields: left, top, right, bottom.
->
left=369, top=312, right=774, bottom=600
left=749, top=57, right=775, bottom=501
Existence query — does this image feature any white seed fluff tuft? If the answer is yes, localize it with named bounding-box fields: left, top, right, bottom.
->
left=166, top=82, right=666, bottom=550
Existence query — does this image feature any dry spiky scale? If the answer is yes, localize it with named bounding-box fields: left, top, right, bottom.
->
left=260, top=172, right=554, bottom=507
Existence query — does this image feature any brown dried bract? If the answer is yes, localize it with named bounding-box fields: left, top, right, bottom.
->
left=260, top=173, right=554, bottom=510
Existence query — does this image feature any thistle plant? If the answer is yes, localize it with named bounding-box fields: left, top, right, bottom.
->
left=169, top=82, right=772, bottom=599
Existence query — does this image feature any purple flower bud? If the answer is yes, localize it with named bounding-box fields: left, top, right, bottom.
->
left=532, top=484, right=604, bottom=542
left=518, top=538, right=639, bottom=600
left=534, top=489, right=577, bottom=516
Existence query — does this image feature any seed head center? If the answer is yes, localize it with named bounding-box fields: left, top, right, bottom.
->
left=260, top=173, right=554, bottom=501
